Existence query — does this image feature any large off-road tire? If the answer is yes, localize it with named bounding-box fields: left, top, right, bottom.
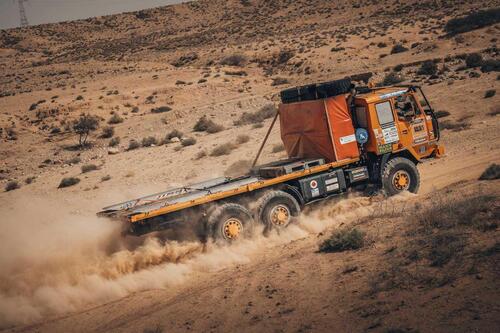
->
left=280, top=78, right=352, bottom=104
left=381, top=157, right=420, bottom=196
left=208, top=203, right=255, bottom=242
left=256, top=190, right=301, bottom=232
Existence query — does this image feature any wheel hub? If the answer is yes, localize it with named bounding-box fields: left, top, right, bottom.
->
left=393, top=170, right=410, bottom=191
left=269, top=205, right=291, bottom=226
left=223, top=218, right=243, bottom=240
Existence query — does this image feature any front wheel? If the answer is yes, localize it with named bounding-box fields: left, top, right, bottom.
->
left=381, top=157, right=420, bottom=196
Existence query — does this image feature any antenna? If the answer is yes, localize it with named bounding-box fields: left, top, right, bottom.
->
left=17, top=0, right=29, bottom=27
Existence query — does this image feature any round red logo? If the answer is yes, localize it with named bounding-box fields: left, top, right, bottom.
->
left=310, top=180, right=318, bottom=189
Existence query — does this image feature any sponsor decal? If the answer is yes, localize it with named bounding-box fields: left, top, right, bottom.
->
left=310, top=180, right=318, bottom=189
left=340, top=134, right=356, bottom=145
left=382, top=125, right=399, bottom=144
left=378, top=143, right=393, bottom=154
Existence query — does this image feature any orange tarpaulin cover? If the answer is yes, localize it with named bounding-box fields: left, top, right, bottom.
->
left=279, top=95, right=359, bottom=162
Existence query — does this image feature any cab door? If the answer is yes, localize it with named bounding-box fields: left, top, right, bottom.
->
left=393, top=93, right=431, bottom=148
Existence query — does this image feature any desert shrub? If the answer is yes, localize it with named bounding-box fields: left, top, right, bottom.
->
left=100, top=126, right=114, bottom=138
left=225, top=160, right=252, bottom=177
left=393, top=64, right=404, bottom=72
left=427, top=233, right=465, bottom=267
left=101, top=175, right=111, bottom=182
left=5, top=181, right=20, bottom=192
left=151, top=106, right=172, bottom=113
left=444, top=8, right=500, bottom=35
left=75, top=95, right=84, bottom=100
left=58, top=177, right=80, bottom=188
left=73, top=113, right=99, bottom=147
left=434, top=110, right=451, bottom=118
left=224, top=70, right=247, bottom=76
left=193, top=116, right=224, bottom=133
left=25, top=176, right=35, bottom=184
left=391, top=44, right=408, bottom=54
left=439, top=120, right=471, bottom=131
left=142, top=136, right=158, bottom=147
left=484, top=89, right=496, bottom=98
left=236, top=134, right=250, bottom=144
left=131, top=106, right=139, bottom=113
left=166, top=129, right=183, bottom=141
left=181, top=137, right=197, bottom=146
left=377, top=42, right=387, bottom=48
left=234, top=104, right=276, bottom=126
left=143, top=324, right=164, bottom=333
left=480, top=59, right=500, bottom=73
left=416, top=193, right=498, bottom=231
left=108, top=113, right=123, bottom=124
left=127, top=139, right=140, bottom=150
left=381, top=72, right=404, bottom=85
left=417, top=61, right=438, bottom=76
left=479, top=163, right=500, bottom=180
left=171, top=52, right=198, bottom=67
left=109, top=137, right=120, bottom=147
left=271, top=77, right=289, bottom=86
left=319, top=228, right=365, bottom=253
left=210, top=143, right=237, bottom=156
left=465, top=53, right=483, bottom=68
left=66, top=156, right=81, bottom=164
left=272, top=144, right=286, bottom=153
left=81, top=164, right=98, bottom=173
left=220, top=54, right=247, bottom=66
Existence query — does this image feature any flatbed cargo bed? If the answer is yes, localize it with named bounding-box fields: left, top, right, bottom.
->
left=98, top=158, right=358, bottom=223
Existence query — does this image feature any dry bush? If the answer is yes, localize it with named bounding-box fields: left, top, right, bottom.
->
left=101, top=175, right=111, bottom=182
left=487, top=105, right=500, bottom=116
left=480, top=59, right=500, bottom=73
left=210, top=143, right=237, bottom=156
left=225, top=160, right=252, bottom=177
left=151, top=106, right=172, bottom=113
left=444, top=8, right=500, bottom=35
left=224, top=70, right=247, bottom=76
left=193, top=116, right=224, bottom=133
left=108, top=113, right=123, bottom=124
left=220, top=54, right=247, bottom=66
left=5, top=181, right=20, bottom=192
left=195, top=150, right=207, bottom=160
left=465, top=53, right=483, bottom=68
left=73, top=113, right=99, bottom=147
left=271, top=77, right=289, bottom=86
left=391, top=44, right=408, bottom=54
left=484, top=89, right=496, bottom=98
left=25, top=176, right=35, bottom=184
left=127, top=139, right=140, bottom=150
left=181, top=137, right=197, bottom=146
left=319, top=228, right=365, bottom=253
left=234, top=104, right=276, bottom=126
left=142, top=136, right=158, bottom=147
left=66, top=156, right=81, bottom=164
left=81, top=164, right=98, bottom=173
left=100, top=126, right=114, bottom=138
left=109, top=137, right=120, bottom=147
left=417, top=61, right=438, bottom=76
left=434, top=110, right=451, bottom=118
left=381, top=72, right=404, bottom=86
left=479, top=164, right=500, bottom=180
left=236, top=134, right=250, bottom=144
left=58, top=177, right=80, bottom=188
left=439, top=120, right=471, bottom=132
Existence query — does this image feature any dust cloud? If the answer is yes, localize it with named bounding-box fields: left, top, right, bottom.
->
left=0, top=192, right=411, bottom=328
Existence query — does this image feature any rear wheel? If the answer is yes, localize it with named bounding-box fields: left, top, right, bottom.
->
left=381, top=157, right=420, bottom=196
left=208, top=203, right=255, bottom=242
left=256, top=190, right=301, bottom=232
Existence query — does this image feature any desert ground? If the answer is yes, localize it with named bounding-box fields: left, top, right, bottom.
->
left=0, top=0, right=499, bottom=332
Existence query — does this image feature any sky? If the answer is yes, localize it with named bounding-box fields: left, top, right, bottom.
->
left=0, top=0, right=188, bottom=30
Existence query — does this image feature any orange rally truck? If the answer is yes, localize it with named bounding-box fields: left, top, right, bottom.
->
left=98, top=79, right=444, bottom=241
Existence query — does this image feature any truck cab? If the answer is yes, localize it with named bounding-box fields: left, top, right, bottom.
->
left=354, top=85, right=444, bottom=162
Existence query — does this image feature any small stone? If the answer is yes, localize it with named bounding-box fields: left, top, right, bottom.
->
left=108, top=148, right=120, bottom=155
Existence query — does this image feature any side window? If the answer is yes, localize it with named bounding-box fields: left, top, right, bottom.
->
left=375, top=101, right=394, bottom=125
